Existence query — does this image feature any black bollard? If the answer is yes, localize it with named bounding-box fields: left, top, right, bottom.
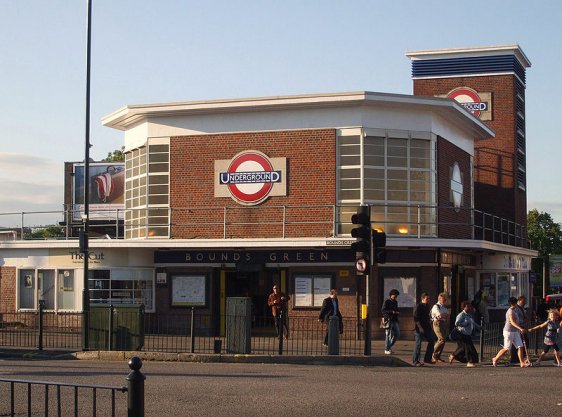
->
left=127, top=356, right=145, bottom=417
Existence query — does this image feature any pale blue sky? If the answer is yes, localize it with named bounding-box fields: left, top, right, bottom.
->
left=1, top=0, right=561, bottom=225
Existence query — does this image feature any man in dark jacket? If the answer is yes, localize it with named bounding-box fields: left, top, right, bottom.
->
left=318, top=289, right=343, bottom=346
left=412, top=292, right=436, bottom=366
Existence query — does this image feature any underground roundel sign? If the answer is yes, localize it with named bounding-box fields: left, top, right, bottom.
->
left=217, top=150, right=284, bottom=205
left=447, top=87, right=488, bottom=118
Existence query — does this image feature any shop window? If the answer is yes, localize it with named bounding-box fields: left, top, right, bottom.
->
left=18, top=269, right=76, bottom=311
left=88, top=269, right=154, bottom=311
left=383, top=276, right=416, bottom=308
left=294, top=274, right=331, bottom=307
left=496, top=273, right=510, bottom=308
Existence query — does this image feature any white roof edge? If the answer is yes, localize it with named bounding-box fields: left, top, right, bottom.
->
left=101, top=90, right=493, bottom=139
left=405, top=44, right=531, bottom=68
left=0, top=237, right=535, bottom=256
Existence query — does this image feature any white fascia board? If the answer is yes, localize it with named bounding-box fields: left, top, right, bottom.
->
left=405, top=44, right=531, bottom=68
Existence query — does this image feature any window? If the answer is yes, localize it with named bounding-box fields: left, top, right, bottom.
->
left=478, top=272, right=529, bottom=309
left=125, top=138, right=170, bottom=239
left=337, top=130, right=436, bottom=237
left=88, top=269, right=155, bottom=311
left=18, top=268, right=76, bottom=311
left=294, top=274, right=331, bottom=307
left=383, top=276, right=416, bottom=308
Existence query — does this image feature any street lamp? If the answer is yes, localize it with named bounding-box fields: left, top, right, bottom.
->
left=81, top=0, right=93, bottom=351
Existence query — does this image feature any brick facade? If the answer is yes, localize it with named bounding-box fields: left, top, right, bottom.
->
left=0, top=266, right=17, bottom=312
left=169, top=129, right=337, bottom=239
left=413, top=75, right=527, bottom=226
left=436, top=136, right=473, bottom=239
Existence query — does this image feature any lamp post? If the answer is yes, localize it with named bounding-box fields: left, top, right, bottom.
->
left=81, top=0, right=92, bottom=351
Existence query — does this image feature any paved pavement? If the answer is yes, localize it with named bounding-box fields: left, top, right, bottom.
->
left=0, top=339, right=487, bottom=367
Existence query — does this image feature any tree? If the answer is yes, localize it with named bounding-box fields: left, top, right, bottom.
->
left=527, top=209, right=562, bottom=256
left=24, top=225, right=65, bottom=240
left=102, top=146, right=125, bottom=162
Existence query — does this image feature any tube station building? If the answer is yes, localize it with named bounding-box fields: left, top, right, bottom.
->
left=0, top=44, right=536, bottom=332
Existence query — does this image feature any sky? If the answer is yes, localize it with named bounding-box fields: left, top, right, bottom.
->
left=1, top=0, right=562, bottom=227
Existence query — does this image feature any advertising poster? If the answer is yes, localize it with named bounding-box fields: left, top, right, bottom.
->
left=550, top=255, right=562, bottom=288
left=73, top=163, right=125, bottom=220
left=171, top=275, right=206, bottom=307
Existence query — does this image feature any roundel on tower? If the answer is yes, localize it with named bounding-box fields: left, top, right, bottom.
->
left=447, top=87, right=488, bottom=119
left=216, top=150, right=285, bottom=205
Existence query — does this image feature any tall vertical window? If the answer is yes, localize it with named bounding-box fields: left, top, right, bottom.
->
left=338, top=130, right=436, bottom=236
left=125, top=138, right=170, bottom=239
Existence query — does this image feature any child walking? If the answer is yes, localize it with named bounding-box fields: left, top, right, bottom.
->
left=528, top=309, right=561, bottom=367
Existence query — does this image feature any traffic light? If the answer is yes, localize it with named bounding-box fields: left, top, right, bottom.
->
left=351, top=206, right=371, bottom=261
left=372, top=229, right=387, bottom=264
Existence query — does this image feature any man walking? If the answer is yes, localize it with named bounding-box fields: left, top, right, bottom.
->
left=431, top=292, right=449, bottom=363
left=268, top=284, right=290, bottom=339
left=412, top=292, right=436, bottom=366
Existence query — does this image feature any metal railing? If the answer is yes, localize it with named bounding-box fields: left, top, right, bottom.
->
left=1, top=309, right=368, bottom=356
left=0, top=203, right=529, bottom=248
left=0, top=356, right=145, bottom=417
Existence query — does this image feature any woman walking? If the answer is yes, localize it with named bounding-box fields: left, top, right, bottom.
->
left=491, top=297, right=529, bottom=367
left=449, top=300, right=480, bottom=367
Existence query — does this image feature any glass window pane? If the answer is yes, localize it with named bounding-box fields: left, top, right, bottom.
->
left=339, top=190, right=360, bottom=200
left=19, top=269, right=35, bottom=309
left=339, top=168, right=360, bottom=179
left=38, top=270, right=55, bottom=310
left=364, top=189, right=385, bottom=200
left=387, top=190, right=408, bottom=201
left=387, top=156, right=407, bottom=167
left=340, top=155, right=360, bottom=165
left=338, top=135, right=360, bottom=145
left=58, top=270, right=75, bottom=310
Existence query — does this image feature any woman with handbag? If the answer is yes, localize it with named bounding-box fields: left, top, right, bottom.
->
left=449, top=300, right=480, bottom=367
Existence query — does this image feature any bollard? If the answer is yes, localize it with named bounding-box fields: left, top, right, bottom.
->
left=127, top=356, right=145, bottom=417
left=327, top=316, right=340, bottom=355
left=278, top=310, right=284, bottom=355
left=190, top=307, right=195, bottom=353
left=38, top=299, right=45, bottom=351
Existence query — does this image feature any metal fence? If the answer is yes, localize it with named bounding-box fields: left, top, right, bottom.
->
left=0, top=203, right=529, bottom=248
left=3, top=309, right=555, bottom=362
left=0, top=356, right=145, bottom=417
left=0, top=309, right=367, bottom=356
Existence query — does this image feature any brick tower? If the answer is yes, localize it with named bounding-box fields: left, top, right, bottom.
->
left=406, top=45, right=531, bottom=226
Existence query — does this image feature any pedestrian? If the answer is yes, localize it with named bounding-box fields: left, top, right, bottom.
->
left=318, top=289, right=343, bottom=346
left=510, top=295, right=529, bottom=364
left=449, top=300, right=480, bottom=367
left=528, top=309, right=561, bottom=366
left=412, top=292, right=436, bottom=366
left=268, top=284, right=290, bottom=339
left=431, top=292, right=449, bottom=363
left=492, top=297, right=529, bottom=367
left=382, top=289, right=400, bottom=354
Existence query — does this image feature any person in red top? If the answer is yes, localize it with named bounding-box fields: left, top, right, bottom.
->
left=268, top=284, right=290, bottom=339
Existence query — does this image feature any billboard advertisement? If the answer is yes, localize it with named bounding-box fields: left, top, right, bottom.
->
left=73, top=163, right=125, bottom=221
left=550, top=255, right=562, bottom=288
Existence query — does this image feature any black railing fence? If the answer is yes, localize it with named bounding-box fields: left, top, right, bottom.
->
left=0, top=356, right=145, bottom=417
left=2, top=308, right=555, bottom=362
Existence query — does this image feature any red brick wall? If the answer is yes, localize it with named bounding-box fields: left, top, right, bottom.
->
left=414, top=75, right=527, bottom=225
left=0, top=266, right=17, bottom=312
left=169, top=129, right=337, bottom=239
left=436, top=136, right=472, bottom=239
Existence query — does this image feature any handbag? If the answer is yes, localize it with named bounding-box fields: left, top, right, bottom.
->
left=380, top=317, right=390, bottom=329
left=448, top=327, right=462, bottom=341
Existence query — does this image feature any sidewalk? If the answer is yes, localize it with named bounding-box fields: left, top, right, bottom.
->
left=1, top=339, right=475, bottom=367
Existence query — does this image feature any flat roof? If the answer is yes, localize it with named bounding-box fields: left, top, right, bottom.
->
left=102, top=91, right=494, bottom=139
left=405, top=44, right=531, bottom=68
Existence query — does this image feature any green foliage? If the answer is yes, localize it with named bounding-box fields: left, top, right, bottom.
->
left=527, top=209, right=562, bottom=256
left=102, top=146, right=125, bottom=162
left=24, top=225, right=65, bottom=240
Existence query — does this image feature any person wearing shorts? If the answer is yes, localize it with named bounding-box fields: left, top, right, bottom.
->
left=492, top=297, right=528, bottom=367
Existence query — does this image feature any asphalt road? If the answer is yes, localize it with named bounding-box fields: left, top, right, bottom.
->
left=0, top=359, right=558, bottom=417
